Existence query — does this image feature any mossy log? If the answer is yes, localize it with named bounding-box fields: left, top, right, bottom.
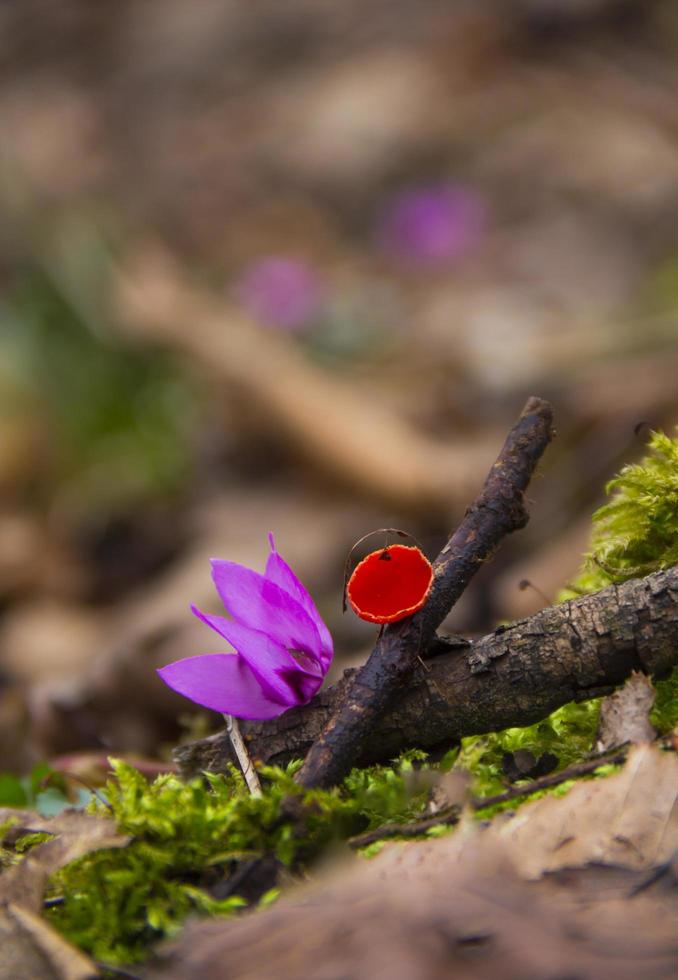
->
left=176, top=564, right=678, bottom=779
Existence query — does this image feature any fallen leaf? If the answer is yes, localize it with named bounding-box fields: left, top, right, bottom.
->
left=0, top=809, right=129, bottom=912
left=150, top=745, right=678, bottom=980
left=0, top=807, right=42, bottom=835
left=0, top=808, right=128, bottom=979
left=596, top=671, right=656, bottom=752
left=152, top=837, right=678, bottom=980
left=433, top=769, right=470, bottom=809
left=0, top=858, right=49, bottom=913
left=0, top=902, right=95, bottom=980
left=490, top=743, right=677, bottom=876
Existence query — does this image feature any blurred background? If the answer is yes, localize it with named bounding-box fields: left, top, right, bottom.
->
left=1, top=0, right=678, bottom=775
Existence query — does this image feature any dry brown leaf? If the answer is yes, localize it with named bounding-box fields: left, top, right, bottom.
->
left=595, top=671, right=656, bottom=752
left=489, top=743, right=677, bottom=877
left=0, top=809, right=128, bottom=912
left=0, top=859, right=49, bottom=913
left=152, top=745, right=678, bottom=980
left=0, top=808, right=128, bottom=979
left=0, top=902, right=95, bottom=980
left=0, top=807, right=42, bottom=833
left=153, top=832, right=678, bottom=980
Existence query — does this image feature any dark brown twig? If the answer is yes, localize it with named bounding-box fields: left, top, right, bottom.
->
left=471, top=746, right=629, bottom=810
left=347, top=743, right=648, bottom=850
left=297, top=397, right=555, bottom=789
left=348, top=805, right=462, bottom=850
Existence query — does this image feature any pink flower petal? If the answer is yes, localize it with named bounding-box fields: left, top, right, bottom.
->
left=265, top=534, right=333, bottom=670
left=279, top=665, right=322, bottom=705
left=210, top=560, right=323, bottom=665
left=191, top=605, right=317, bottom=706
left=157, top=654, right=290, bottom=719
left=159, top=536, right=333, bottom=721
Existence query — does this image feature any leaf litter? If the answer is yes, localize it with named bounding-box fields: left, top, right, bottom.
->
left=149, top=745, right=678, bottom=980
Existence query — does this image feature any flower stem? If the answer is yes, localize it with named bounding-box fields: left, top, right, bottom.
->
left=223, top=714, right=262, bottom=796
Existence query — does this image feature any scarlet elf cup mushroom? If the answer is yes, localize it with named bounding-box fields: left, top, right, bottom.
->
left=346, top=544, right=433, bottom=625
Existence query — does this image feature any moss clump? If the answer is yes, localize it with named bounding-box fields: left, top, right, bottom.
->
left=46, top=754, right=435, bottom=965
left=457, top=699, right=601, bottom=800
left=0, top=818, right=22, bottom=871
left=560, top=428, right=678, bottom=597
left=458, top=428, right=678, bottom=797
left=560, top=427, right=678, bottom=734
left=653, top=667, right=678, bottom=732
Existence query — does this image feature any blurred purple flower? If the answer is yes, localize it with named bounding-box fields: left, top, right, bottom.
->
left=157, top=534, right=333, bottom=720
left=235, top=256, right=324, bottom=330
left=376, top=184, right=485, bottom=267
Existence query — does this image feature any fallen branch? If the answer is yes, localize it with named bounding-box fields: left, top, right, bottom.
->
left=347, top=743, right=640, bottom=850
left=176, top=564, right=678, bottom=780
left=347, top=806, right=462, bottom=850
left=473, top=745, right=632, bottom=811
left=297, top=395, right=554, bottom=788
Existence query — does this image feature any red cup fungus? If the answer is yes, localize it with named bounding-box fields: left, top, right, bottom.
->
left=346, top=544, right=433, bottom=624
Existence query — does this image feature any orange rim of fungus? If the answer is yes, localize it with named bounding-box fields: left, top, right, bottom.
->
left=346, top=544, right=434, bottom=625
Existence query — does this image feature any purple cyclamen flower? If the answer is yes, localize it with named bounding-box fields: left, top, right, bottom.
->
left=157, top=534, right=333, bottom=720
left=234, top=256, right=325, bottom=330
left=376, top=183, right=485, bottom=268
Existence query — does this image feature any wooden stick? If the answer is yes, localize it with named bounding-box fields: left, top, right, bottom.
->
left=347, top=743, right=652, bottom=850
left=224, top=715, right=262, bottom=797
left=296, top=397, right=555, bottom=789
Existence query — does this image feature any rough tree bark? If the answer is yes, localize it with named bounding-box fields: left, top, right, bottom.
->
left=176, top=564, right=678, bottom=780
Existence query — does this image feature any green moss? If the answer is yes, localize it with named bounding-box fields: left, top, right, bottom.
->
left=560, top=428, right=678, bottom=597
left=14, top=832, right=54, bottom=853
left=456, top=699, right=601, bottom=800
left=458, top=428, right=678, bottom=800
left=46, top=755, right=434, bottom=965
left=43, top=429, right=678, bottom=967
left=45, top=741, right=635, bottom=967
left=561, top=427, right=678, bottom=738
left=343, top=750, right=434, bottom=829
left=0, top=818, right=21, bottom=870
left=652, top=666, right=678, bottom=732
left=0, top=266, right=198, bottom=511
